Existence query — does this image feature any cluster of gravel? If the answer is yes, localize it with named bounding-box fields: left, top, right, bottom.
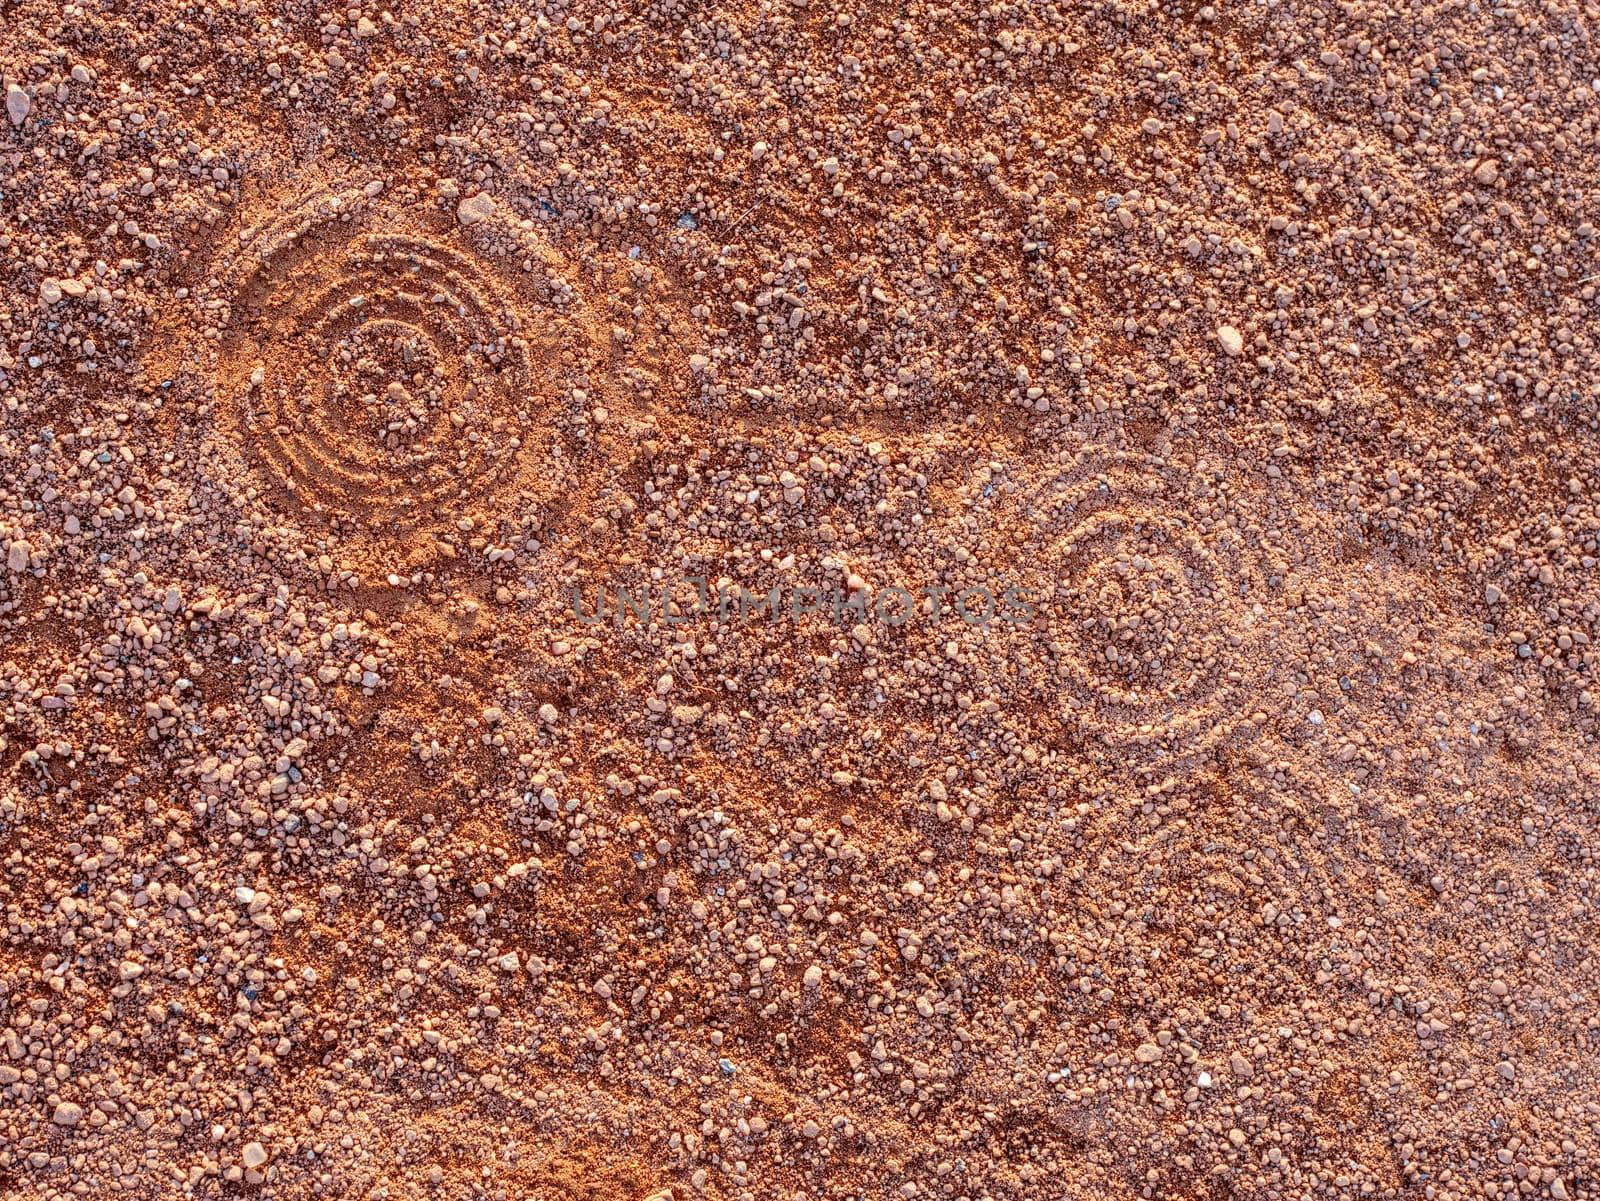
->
left=1, top=0, right=1598, bottom=1198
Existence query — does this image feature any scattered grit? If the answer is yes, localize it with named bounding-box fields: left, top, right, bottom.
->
left=2, top=0, right=1599, bottom=1199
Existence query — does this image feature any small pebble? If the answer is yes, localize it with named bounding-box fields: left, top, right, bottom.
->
left=5, top=85, right=29, bottom=127
left=457, top=192, right=497, bottom=226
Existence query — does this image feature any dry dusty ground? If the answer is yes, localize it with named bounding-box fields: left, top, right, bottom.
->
left=2, top=0, right=1600, bottom=1198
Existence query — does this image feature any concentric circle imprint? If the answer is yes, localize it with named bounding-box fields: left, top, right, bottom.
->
left=1052, top=510, right=1228, bottom=709
left=217, top=190, right=568, bottom=528
left=1025, top=448, right=1268, bottom=754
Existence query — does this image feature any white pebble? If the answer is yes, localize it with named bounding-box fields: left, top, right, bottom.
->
left=457, top=191, right=497, bottom=226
